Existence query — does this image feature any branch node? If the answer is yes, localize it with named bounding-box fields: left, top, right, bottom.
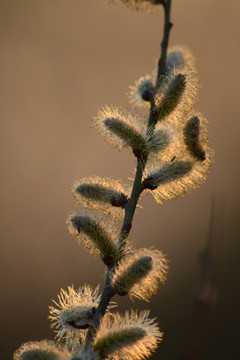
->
left=101, top=254, right=115, bottom=267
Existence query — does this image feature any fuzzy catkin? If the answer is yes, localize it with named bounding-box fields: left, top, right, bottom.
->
left=129, top=46, right=197, bottom=109
left=49, top=285, right=100, bottom=342
left=95, top=327, right=146, bottom=358
left=76, top=183, right=126, bottom=206
left=112, top=249, right=168, bottom=301
left=143, top=160, right=193, bottom=189
left=94, top=106, right=146, bottom=153
left=156, top=73, right=186, bottom=122
left=183, top=115, right=206, bottom=161
left=74, top=177, right=129, bottom=211
left=155, top=66, right=200, bottom=130
left=67, top=212, right=119, bottom=264
left=104, top=117, right=148, bottom=156
left=145, top=152, right=213, bottom=204
left=94, top=106, right=172, bottom=158
left=112, top=255, right=153, bottom=296
left=165, top=45, right=197, bottom=73
left=128, top=76, right=154, bottom=107
left=93, top=310, right=162, bottom=360
left=13, top=340, right=71, bottom=360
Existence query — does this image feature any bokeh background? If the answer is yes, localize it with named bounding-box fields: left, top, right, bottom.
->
left=1, top=0, right=239, bottom=359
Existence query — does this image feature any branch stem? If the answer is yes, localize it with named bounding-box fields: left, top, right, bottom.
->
left=83, top=155, right=148, bottom=351
left=82, top=1, right=173, bottom=353
left=84, top=271, right=114, bottom=348
left=156, top=0, right=173, bottom=88
left=119, top=155, right=147, bottom=249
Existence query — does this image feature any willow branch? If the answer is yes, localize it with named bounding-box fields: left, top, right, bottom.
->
left=82, top=2, right=173, bottom=352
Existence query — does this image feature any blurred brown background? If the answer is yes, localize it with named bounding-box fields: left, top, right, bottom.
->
left=1, top=0, right=239, bottom=359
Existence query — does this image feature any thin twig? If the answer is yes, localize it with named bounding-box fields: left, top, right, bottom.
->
left=84, top=271, right=114, bottom=347
left=119, top=155, right=147, bottom=250
left=156, top=0, right=173, bottom=88
left=149, top=0, right=173, bottom=128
